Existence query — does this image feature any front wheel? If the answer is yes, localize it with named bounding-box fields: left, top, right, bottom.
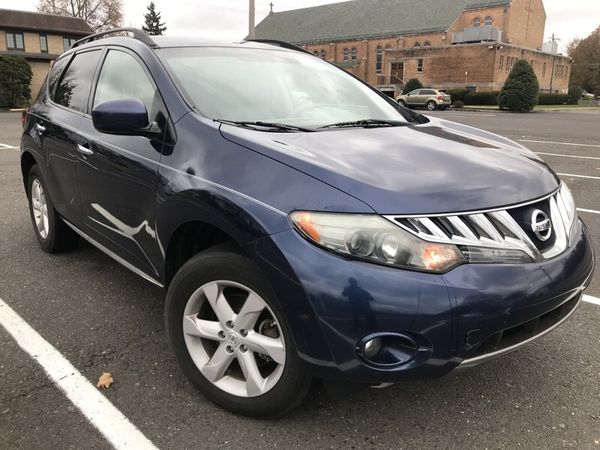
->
left=165, top=247, right=313, bottom=417
left=398, top=99, right=406, bottom=107
left=426, top=101, right=437, bottom=111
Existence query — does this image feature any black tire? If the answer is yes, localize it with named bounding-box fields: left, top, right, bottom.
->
left=165, top=246, right=313, bottom=418
left=27, top=165, right=77, bottom=253
left=426, top=101, right=437, bottom=111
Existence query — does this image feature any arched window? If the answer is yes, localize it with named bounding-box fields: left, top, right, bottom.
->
left=320, top=49, right=326, bottom=59
left=375, top=46, right=383, bottom=74
left=313, top=50, right=319, bottom=56
left=343, top=48, right=349, bottom=61
left=473, top=17, right=481, bottom=27
left=423, top=41, right=431, bottom=47
left=351, top=47, right=357, bottom=60
left=414, top=42, right=421, bottom=47
left=484, top=16, right=493, bottom=26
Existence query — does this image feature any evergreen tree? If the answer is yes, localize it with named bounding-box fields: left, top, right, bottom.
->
left=402, top=78, right=423, bottom=94
left=142, top=2, right=166, bottom=36
left=499, top=60, right=539, bottom=112
left=0, top=56, right=33, bottom=108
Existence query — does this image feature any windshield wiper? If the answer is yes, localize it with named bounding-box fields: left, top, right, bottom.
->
left=215, top=119, right=314, bottom=132
left=319, top=119, right=410, bottom=129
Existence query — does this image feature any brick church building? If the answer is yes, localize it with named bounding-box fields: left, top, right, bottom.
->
left=255, top=0, right=571, bottom=96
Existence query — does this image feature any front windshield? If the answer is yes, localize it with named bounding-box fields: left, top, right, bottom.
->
left=158, top=46, right=409, bottom=129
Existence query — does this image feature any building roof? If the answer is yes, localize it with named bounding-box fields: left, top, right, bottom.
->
left=255, top=0, right=511, bottom=44
left=0, top=9, right=92, bottom=35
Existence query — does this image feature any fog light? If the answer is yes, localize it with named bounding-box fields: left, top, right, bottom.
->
left=363, top=337, right=382, bottom=358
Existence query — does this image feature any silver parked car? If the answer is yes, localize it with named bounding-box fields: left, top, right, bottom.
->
left=396, top=88, right=451, bottom=111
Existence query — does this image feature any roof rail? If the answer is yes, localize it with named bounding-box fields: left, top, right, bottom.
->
left=246, top=39, right=312, bottom=55
left=72, top=28, right=157, bottom=49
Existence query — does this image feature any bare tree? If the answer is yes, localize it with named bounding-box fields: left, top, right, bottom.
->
left=38, top=0, right=123, bottom=32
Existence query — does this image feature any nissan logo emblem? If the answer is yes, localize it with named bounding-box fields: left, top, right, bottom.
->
left=531, top=209, right=552, bottom=241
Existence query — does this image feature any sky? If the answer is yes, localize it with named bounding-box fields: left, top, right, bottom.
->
left=1, top=0, right=598, bottom=52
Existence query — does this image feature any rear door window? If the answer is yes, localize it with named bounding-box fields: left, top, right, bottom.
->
left=53, top=49, right=102, bottom=113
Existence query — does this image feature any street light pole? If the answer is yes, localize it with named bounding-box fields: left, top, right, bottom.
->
left=249, top=0, right=256, bottom=39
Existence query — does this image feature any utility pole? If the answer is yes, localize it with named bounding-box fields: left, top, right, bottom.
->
left=548, top=33, right=560, bottom=93
left=249, top=0, right=256, bottom=39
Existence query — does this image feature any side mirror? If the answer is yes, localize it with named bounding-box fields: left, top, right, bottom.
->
left=92, top=98, right=156, bottom=137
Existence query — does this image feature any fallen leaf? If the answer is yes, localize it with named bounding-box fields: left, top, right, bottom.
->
left=96, top=372, right=113, bottom=389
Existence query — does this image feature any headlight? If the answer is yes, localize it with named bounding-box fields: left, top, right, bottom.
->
left=289, top=212, right=465, bottom=273
left=558, top=182, right=576, bottom=223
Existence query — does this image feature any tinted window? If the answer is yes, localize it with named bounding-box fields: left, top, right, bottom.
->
left=47, top=56, right=70, bottom=99
left=93, top=50, right=156, bottom=114
left=422, top=90, right=436, bottom=95
left=54, top=50, right=102, bottom=113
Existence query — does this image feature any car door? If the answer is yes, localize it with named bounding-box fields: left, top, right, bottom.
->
left=36, top=50, right=103, bottom=226
left=406, top=89, right=421, bottom=106
left=76, top=48, right=169, bottom=280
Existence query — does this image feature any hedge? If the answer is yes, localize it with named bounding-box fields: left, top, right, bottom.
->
left=537, top=93, right=569, bottom=105
left=464, top=91, right=499, bottom=106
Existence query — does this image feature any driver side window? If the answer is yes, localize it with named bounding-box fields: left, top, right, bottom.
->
left=94, top=50, right=157, bottom=117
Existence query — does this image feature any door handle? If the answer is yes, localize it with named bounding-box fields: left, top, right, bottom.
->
left=35, top=123, right=46, bottom=133
left=77, top=144, right=94, bottom=156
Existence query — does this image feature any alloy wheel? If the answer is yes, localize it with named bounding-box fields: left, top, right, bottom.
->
left=31, top=179, right=49, bottom=239
left=182, top=280, right=286, bottom=397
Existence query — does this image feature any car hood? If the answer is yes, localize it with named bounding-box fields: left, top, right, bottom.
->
left=220, top=117, right=559, bottom=215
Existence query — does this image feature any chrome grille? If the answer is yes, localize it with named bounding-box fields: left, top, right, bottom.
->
left=385, top=187, right=576, bottom=262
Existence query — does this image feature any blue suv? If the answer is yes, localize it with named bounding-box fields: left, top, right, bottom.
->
left=21, top=29, right=594, bottom=417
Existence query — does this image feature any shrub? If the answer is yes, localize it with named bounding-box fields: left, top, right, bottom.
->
left=452, top=100, right=464, bottom=109
left=445, top=88, right=470, bottom=102
left=499, top=60, right=539, bottom=112
left=0, top=56, right=32, bottom=108
left=568, top=86, right=583, bottom=105
left=402, top=78, right=423, bottom=94
left=537, top=93, right=569, bottom=105
left=464, top=91, right=499, bottom=106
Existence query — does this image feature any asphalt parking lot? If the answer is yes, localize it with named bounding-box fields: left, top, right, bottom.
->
left=0, top=109, right=599, bottom=449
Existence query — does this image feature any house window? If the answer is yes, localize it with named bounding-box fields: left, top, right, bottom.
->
left=63, top=37, right=78, bottom=51
left=313, top=50, right=319, bottom=56
left=542, top=62, right=546, bottom=77
left=375, top=46, right=383, bottom=74
left=423, top=41, right=431, bottom=47
left=484, top=16, right=493, bottom=26
left=414, top=42, right=421, bottom=47
left=343, top=48, right=349, bottom=61
left=417, top=58, right=424, bottom=72
left=320, top=50, right=326, bottom=59
left=39, top=34, right=48, bottom=53
left=351, top=47, right=357, bottom=60
left=473, top=17, right=481, bottom=27
left=506, top=57, right=511, bottom=72
left=6, top=32, right=25, bottom=51
left=499, top=55, right=504, bottom=71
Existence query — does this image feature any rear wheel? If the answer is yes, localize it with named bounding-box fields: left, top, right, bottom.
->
left=426, top=101, right=437, bottom=111
left=27, top=165, right=77, bottom=253
left=165, top=247, right=313, bottom=417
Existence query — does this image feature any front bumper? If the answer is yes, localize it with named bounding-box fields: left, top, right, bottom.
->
left=246, top=219, right=594, bottom=383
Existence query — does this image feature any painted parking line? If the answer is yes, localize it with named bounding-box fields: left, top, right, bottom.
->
left=577, top=208, right=600, bottom=215
left=583, top=295, right=600, bottom=307
left=558, top=173, right=600, bottom=180
left=0, top=297, right=158, bottom=450
left=536, top=152, right=600, bottom=161
left=520, top=139, right=600, bottom=149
